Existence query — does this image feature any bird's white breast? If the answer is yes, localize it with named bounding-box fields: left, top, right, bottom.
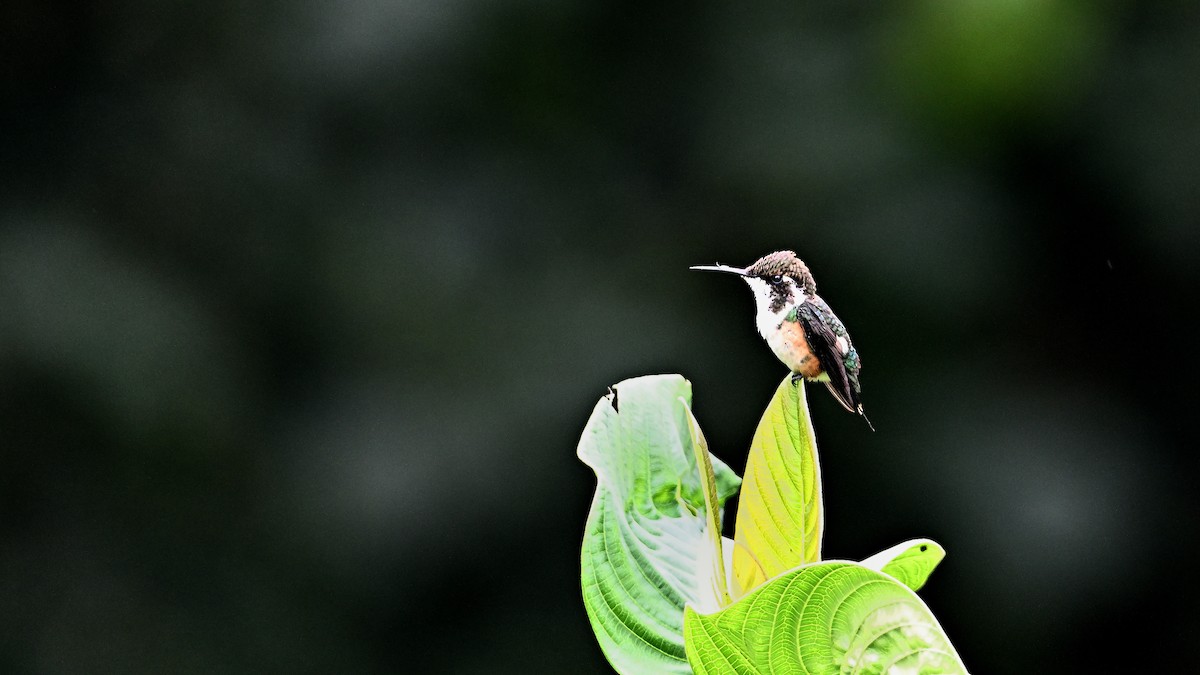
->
left=764, top=323, right=797, bottom=365
left=745, top=277, right=806, bottom=339
left=743, top=276, right=813, bottom=369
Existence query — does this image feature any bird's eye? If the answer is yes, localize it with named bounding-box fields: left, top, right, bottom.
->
left=770, top=275, right=783, bottom=284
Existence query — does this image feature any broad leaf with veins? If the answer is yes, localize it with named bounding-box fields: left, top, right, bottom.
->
left=684, top=562, right=969, bottom=674
left=578, top=375, right=740, bottom=675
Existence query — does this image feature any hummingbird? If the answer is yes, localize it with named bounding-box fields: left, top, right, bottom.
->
left=692, top=250, right=873, bottom=430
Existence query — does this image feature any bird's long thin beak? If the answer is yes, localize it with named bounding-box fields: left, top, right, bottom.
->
left=689, top=264, right=749, bottom=276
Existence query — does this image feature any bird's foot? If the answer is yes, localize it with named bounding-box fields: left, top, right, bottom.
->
left=790, top=372, right=803, bottom=386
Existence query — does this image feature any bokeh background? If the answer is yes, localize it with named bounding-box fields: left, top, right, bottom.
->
left=3, top=1, right=1199, bottom=672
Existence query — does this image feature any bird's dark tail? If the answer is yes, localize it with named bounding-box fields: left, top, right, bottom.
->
left=858, top=406, right=875, bottom=432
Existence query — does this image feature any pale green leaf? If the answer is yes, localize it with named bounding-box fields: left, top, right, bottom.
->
left=860, top=538, right=946, bottom=592
left=684, top=562, right=969, bottom=675
left=579, top=375, right=741, bottom=674
left=731, top=376, right=822, bottom=597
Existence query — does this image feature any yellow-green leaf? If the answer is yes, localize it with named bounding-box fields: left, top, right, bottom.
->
left=730, top=376, right=822, bottom=597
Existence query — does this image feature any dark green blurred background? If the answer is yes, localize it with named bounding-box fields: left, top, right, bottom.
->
left=3, top=1, right=1198, bottom=672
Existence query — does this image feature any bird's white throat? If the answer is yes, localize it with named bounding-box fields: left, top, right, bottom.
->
left=744, top=276, right=806, bottom=339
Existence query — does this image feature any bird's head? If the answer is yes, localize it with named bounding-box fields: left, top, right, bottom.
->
left=691, top=250, right=816, bottom=317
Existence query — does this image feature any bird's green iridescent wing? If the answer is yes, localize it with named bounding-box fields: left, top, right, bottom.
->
left=793, top=298, right=860, bottom=412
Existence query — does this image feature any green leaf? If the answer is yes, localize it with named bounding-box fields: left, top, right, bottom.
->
left=684, top=562, right=969, bottom=675
left=860, top=538, right=946, bottom=592
left=731, top=376, right=823, bottom=598
left=579, top=375, right=741, bottom=674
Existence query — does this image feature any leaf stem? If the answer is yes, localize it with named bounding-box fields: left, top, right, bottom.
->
left=681, top=398, right=732, bottom=608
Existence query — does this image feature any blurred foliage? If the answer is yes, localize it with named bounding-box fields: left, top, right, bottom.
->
left=2, top=0, right=1199, bottom=672
left=885, top=0, right=1109, bottom=136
